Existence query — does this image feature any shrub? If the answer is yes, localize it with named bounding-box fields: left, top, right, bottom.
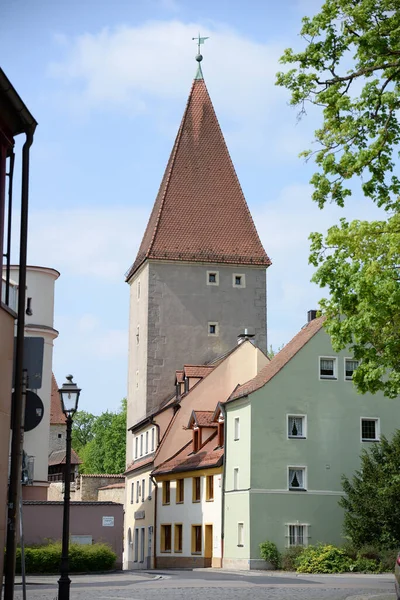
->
left=259, top=540, right=281, bottom=569
left=296, top=544, right=352, bottom=574
left=15, top=541, right=116, bottom=573
left=378, top=548, right=397, bottom=573
left=350, top=557, right=381, bottom=573
left=281, top=545, right=305, bottom=571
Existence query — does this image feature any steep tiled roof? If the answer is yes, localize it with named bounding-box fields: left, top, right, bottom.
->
left=50, top=374, right=66, bottom=425
left=124, top=454, right=154, bottom=476
left=229, top=317, right=325, bottom=401
left=126, top=72, right=270, bottom=281
left=98, top=482, right=125, bottom=490
left=48, top=448, right=82, bottom=466
left=175, top=370, right=184, bottom=383
left=152, top=433, right=223, bottom=476
left=188, top=410, right=217, bottom=428
left=80, top=473, right=124, bottom=478
left=184, top=365, right=214, bottom=379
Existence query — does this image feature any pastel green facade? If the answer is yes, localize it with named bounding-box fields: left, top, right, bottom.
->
left=223, top=327, right=400, bottom=569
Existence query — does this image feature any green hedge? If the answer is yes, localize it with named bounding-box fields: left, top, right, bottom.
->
left=15, top=541, right=116, bottom=573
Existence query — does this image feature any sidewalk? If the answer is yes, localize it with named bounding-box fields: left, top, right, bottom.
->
left=13, top=570, right=158, bottom=586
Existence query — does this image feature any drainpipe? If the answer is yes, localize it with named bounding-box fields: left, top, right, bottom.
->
left=4, top=127, right=34, bottom=600
left=150, top=475, right=158, bottom=569
left=220, top=405, right=227, bottom=568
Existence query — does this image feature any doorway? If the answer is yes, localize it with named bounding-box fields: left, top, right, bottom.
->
left=204, top=524, right=213, bottom=567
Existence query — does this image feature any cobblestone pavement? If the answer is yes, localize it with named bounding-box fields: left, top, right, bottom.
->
left=10, top=571, right=397, bottom=600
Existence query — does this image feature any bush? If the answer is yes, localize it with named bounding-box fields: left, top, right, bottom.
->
left=296, top=544, right=352, bottom=574
left=281, top=545, right=305, bottom=571
left=15, top=541, right=116, bottom=574
left=259, top=540, right=281, bottom=569
left=377, top=548, right=397, bottom=573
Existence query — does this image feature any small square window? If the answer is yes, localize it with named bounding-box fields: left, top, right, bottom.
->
left=208, top=322, right=218, bottom=336
left=288, top=467, right=306, bottom=490
left=345, top=358, right=359, bottom=380
left=234, top=417, right=240, bottom=440
left=288, top=524, right=307, bottom=547
left=207, top=271, right=219, bottom=285
left=319, top=357, right=337, bottom=379
left=288, top=415, right=306, bottom=439
left=233, top=467, right=239, bottom=490
left=58, top=433, right=62, bottom=439
left=361, top=418, right=379, bottom=442
left=233, top=273, right=246, bottom=288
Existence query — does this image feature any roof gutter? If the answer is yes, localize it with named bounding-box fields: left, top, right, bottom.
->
left=0, top=68, right=37, bottom=135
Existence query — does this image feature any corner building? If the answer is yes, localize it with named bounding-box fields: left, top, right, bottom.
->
left=125, top=61, right=271, bottom=441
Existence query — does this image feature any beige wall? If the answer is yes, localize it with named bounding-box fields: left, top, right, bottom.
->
left=0, top=306, right=15, bottom=583
left=124, top=466, right=155, bottom=570
left=98, top=487, right=125, bottom=504
left=78, top=475, right=125, bottom=502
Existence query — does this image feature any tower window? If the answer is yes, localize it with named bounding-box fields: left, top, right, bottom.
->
left=208, top=322, right=218, bottom=336
left=207, top=271, right=219, bottom=286
left=233, top=273, right=246, bottom=288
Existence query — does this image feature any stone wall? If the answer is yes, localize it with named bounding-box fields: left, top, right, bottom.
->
left=98, top=486, right=125, bottom=504
left=49, top=424, right=66, bottom=454
left=80, top=475, right=125, bottom=502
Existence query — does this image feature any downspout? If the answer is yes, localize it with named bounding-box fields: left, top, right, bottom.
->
left=150, top=474, right=158, bottom=569
left=4, top=127, right=34, bottom=600
left=220, top=404, right=227, bottom=568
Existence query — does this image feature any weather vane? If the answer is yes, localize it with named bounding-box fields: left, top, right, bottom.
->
left=192, top=33, right=209, bottom=62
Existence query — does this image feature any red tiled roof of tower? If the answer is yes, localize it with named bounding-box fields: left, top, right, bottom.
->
left=228, top=316, right=325, bottom=402
left=152, top=433, right=223, bottom=476
left=191, top=410, right=217, bottom=428
left=184, top=365, right=214, bottom=379
left=50, top=374, right=66, bottom=425
left=126, top=73, right=271, bottom=281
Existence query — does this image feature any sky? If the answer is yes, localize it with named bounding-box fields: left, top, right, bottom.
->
left=0, top=0, right=383, bottom=415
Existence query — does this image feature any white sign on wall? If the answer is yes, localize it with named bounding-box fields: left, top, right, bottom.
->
left=102, top=516, right=114, bottom=527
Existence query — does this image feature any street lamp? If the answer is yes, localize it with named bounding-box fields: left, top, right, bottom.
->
left=58, top=375, right=81, bottom=600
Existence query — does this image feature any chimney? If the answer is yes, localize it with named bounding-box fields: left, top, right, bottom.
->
left=237, top=328, right=255, bottom=345
left=307, top=310, right=318, bottom=323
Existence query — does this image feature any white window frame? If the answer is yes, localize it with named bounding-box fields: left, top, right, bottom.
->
left=134, top=528, right=139, bottom=562
left=208, top=322, right=219, bottom=336
left=344, top=357, right=359, bottom=381
left=135, top=437, right=138, bottom=459
left=207, top=270, right=219, bottom=286
left=136, top=480, right=140, bottom=503
left=140, top=434, right=143, bottom=456
left=141, top=478, right=145, bottom=500
left=140, top=527, right=145, bottom=562
left=319, top=356, right=337, bottom=380
left=145, top=431, right=149, bottom=454
left=288, top=466, right=307, bottom=491
left=237, top=522, right=244, bottom=546
left=233, top=467, right=239, bottom=490
left=148, top=476, right=152, bottom=500
left=130, top=481, right=134, bottom=504
left=287, top=414, right=307, bottom=439
left=151, top=427, right=155, bottom=452
left=137, top=280, right=141, bottom=300
left=286, top=523, right=309, bottom=547
left=232, top=273, right=246, bottom=288
left=234, top=417, right=240, bottom=441
left=360, top=417, right=380, bottom=442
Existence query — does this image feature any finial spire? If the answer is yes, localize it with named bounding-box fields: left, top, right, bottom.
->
left=192, top=33, right=209, bottom=80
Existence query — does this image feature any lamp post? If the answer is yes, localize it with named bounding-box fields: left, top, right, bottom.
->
left=58, top=375, right=81, bottom=600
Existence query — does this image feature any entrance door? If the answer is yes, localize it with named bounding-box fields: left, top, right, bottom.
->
left=204, top=524, right=213, bottom=567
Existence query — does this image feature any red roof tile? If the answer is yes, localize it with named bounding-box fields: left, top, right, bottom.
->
left=229, top=317, right=325, bottom=401
left=152, top=433, right=223, bottom=476
left=98, top=482, right=125, bottom=490
left=188, top=410, right=217, bottom=428
left=48, top=448, right=82, bottom=466
left=175, top=370, right=184, bottom=383
left=126, top=72, right=270, bottom=280
left=50, top=374, right=66, bottom=425
left=184, top=365, right=214, bottom=379
left=124, top=454, right=154, bottom=475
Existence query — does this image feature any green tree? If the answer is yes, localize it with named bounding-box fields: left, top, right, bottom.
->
left=79, top=400, right=127, bottom=474
left=340, top=430, right=400, bottom=549
left=71, top=410, right=97, bottom=453
left=276, top=0, right=400, bottom=398
left=267, top=344, right=285, bottom=360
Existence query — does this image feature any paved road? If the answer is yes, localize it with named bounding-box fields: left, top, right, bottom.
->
left=9, top=569, right=397, bottom=600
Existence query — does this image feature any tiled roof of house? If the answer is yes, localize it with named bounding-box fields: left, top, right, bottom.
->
left=80, top=473, right=124, bottom=478
left=124, top=454, right=154, bottom=476
left=50, top=374, right=66, bottom=425
left=48, top=448, right=82, bottom=466
left=175, top=370, right=184, bottom=383
left=229, top=316, right=325, bottom=402
left=152, top=432, right=223, bottom=476
left=188, top=410, right=217, bottom=428
left=125, top=71, right=270, bottom=281
left=184, top=365, right=215, bottom=379
left=98, top=482, right=125, bottom=490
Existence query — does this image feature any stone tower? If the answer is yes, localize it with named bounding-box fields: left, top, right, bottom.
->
left=126, top=61, right=271, bottom=435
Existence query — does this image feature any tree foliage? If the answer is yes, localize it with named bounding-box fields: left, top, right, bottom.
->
left=340, top=430, right=400, bottom=548
left=73, top=400, right=127, bottom=475
left=277, top=0, right=400, bottom=397
left=71, top=410, right=97, bottom=453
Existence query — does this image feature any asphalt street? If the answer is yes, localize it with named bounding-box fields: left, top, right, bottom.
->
left=9, top=569, right=397, bottom=600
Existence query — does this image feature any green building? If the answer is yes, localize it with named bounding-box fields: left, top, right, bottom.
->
left=222, top=314, right=399, bottom=569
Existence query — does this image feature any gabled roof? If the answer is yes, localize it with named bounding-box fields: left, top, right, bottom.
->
left=229, top=316, right=325, bottom=402
left=126, top=70, right=270, bottom=281
left=184, top=365, right=214, bottom=379
left=48, top=448, right=82, bottom=466
left=152, top=432, right=223, bottom=476
left=50, top=374, right=66, bottom=425
left=188, top=410, right=217, bottom=429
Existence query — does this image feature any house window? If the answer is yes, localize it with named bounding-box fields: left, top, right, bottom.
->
left=141, top=478, right=145, bottom=500
left=288, top=415, right=306, bottom=439
left=233, top=273, right=245, bottom=288
left=208, top=322, right=218, bottom=336
left=140, top=434, right=143, bottom=456
left=191, top=525, right=202, bottom=554
left=319, top=357, right=337, bottom=379
left=233, top=468, right=239, bottom=490
left=193, top=428, right=200, bottom=452
left=192, top=476, right=201, bottom=502
left=234, top=417, right=240, bottom=440
left=361, top=418, right=380, bottom=442
left=218, top=421, right=224, bottom=447
left=160, top=524, right=172, bottom=552
left=148, top=477, right=152, bottom=500
left=207, top=271, right=219, bottom=285
left=237, top=522, right=244, bottom=547
left=135, top=437, right=138, bottom=459
left=162, top=480, right=170, bottom=505
left=287, top=524, right=307, bottom=547
left=134, top=528, right=139, bottom=561
left=140, top=527, right=145, bottom=562
left=288, top=467, right=306, bottom=490
left=137, top=280, right=141, bottom=299
left=136, top=481, right=140, bottom=503
left=136, top=370, right=139, bottom=389
left=58, top=433, right=62, bottom=439
left=151, top=427, right=155, bottom=451
left=136, top=325, right=140, bottom=345
left=345, top=358, right=359, bottom=380
left=130, top=482, right=134, bottom=504
left=176, top=479, right=184, bottom=503
left=174, top=524, right=183, bottom=553
left=206, top=475, right=214, bottom=501
left=145, top=431, right=149, bottom=454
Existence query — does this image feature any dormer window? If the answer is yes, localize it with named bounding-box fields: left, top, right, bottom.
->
left=193, top=427, right=200, bottom=452
left=217, top=420, right=224, bottom=447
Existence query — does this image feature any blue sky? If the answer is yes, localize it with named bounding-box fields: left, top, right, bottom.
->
left=0, top=0, right=382, bottom=415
